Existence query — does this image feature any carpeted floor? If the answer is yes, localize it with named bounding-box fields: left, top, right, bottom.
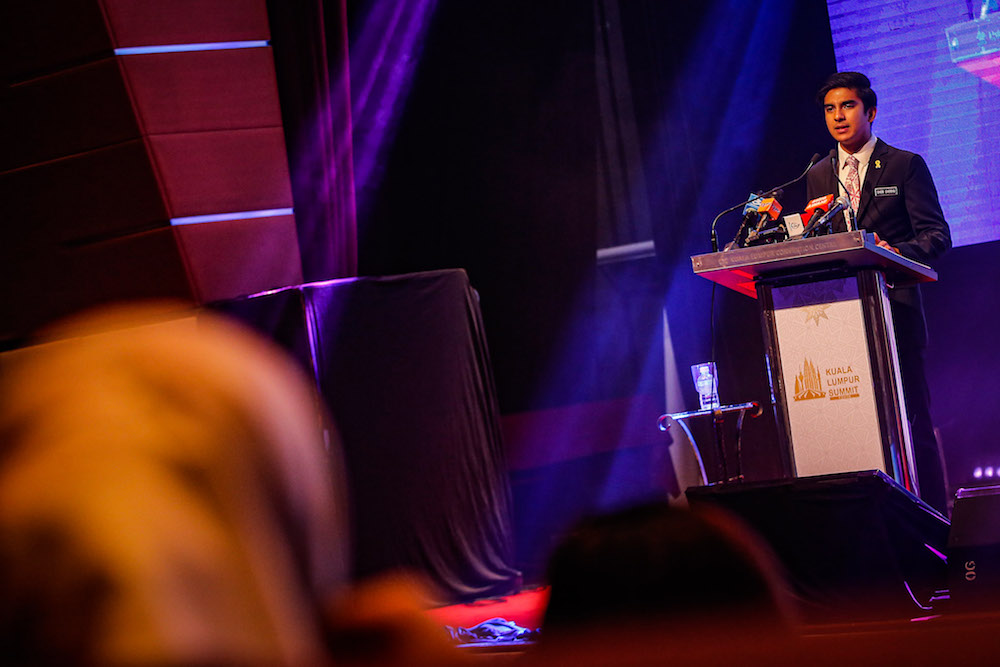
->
left=425, top=586, right=549, bottom=633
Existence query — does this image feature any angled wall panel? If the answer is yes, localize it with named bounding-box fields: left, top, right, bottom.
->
left=4, top=141, right=167, bottom=247
left=173, top=215, right=301, bottom=304
left=2, top=1, right=113, bottom=81
left=3, top=58, right=140, bottom=172
left=2, top=1, right=302, bottom=342
left=120, top=49, right=284, bottom=134
left=147, top=129, right=293, bottom=218
left=0, top=229, right=193, bottom=342
left=100, top=0, right=270, bottom=48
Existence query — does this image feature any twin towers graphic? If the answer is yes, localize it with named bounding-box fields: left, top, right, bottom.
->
left=794, top=358, right=825, bottom=401
left=795, top=302, right=832, bottom=401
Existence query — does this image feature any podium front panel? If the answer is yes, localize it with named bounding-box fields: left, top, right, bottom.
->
left=772, top=276, right=886, bottom=476
left=696, top=234, right=924, bottom=492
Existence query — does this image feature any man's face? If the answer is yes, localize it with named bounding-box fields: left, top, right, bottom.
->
left=823, top=87, right=875, bottom=153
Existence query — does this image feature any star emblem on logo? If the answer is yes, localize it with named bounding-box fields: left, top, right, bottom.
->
left=804, top=305, right=831, bottom=326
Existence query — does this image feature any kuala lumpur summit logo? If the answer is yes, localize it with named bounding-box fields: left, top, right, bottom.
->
left=793, top=358, right=825, bottom=401
left=794, top=358, right=861, bottom=402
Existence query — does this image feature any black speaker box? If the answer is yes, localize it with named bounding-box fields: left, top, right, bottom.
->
left=686, top=470, right=950, bottom=623
left=948, top=484, right=1000, bottom=611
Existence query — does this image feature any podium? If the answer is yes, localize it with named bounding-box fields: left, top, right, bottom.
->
left=691, top=231, right=937, bottom=495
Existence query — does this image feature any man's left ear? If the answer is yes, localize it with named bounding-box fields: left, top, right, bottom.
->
left=868, top=106, right=877, bottom=123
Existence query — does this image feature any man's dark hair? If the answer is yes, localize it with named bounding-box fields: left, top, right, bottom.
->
left=817, top=71, right=877, bottom=112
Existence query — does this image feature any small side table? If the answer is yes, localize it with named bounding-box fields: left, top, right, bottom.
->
left=658, top=401, right=762, bottom=485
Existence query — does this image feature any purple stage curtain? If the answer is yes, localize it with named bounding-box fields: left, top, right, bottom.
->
left=267, top=0, right=358, bottom=280
left=213, top=269, right=520, bottom=602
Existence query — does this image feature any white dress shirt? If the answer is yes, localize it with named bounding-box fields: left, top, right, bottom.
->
left=837, top=134, right=879, bottom=199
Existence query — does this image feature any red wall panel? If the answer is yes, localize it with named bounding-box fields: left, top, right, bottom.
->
left=2, top=1, right=113, bottom=81
left=5, top=58, right=139, bottom=171
left=121, top=49, right=283, bottom=134
left=100, top=0, right=270, bottom=47
left=2, top=1, right=302, bottom=341
left=173, top=215, right=303, bottom=303
left=2, top=140, right=168, bottom=246
left=148, top=129, right=293, bottom=218
left=5, top=47, right=284, bottom=172
left=1, top=228, right=193, bottom=341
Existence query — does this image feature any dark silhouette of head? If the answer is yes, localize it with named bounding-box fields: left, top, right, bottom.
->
left=543, top=501, right=791, bottom=633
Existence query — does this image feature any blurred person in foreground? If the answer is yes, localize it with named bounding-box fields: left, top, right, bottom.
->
left=0, top=303, right=460, bottom=666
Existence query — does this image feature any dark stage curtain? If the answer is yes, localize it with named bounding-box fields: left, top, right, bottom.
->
left=350, top=1, right=599, bottom=414
left=213, top=269, right=520, bottom=602
left=267, top=0, right=358, bottom=280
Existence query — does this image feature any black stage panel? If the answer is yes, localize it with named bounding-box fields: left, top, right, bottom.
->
left=948, top=484, right=1000, bottom=611
left=686, top=470, right=950, bottom=623
left=213, top=269, right=520, bottom=602
left=209, top=287, right=314, bottom=378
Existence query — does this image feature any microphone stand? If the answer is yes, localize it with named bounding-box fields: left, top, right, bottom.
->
left=710, top=201, right=752, bottom=253
left=709, top=153, right=820, bottom=252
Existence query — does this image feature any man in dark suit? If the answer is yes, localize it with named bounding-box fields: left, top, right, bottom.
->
left=806, top=71, right=952, bottom=515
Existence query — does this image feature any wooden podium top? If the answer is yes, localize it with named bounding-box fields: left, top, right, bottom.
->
left=691, top=231, right=938, bottom=298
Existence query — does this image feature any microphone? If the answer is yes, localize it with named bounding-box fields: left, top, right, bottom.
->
left=757, top=197, right=783, bottom=219
left=793, top=194, right=834, bottom=238
left=802, top=194, right=850, bottom=237
left=728, top=194, right=766, bottom=250
left=753, top=197, right=783, bottom=230
left=804, top=193, right=835, bottom=217
left=783, top=212, right=807, bottom=237
left=745, top=197, right=786, bottom=245
left=710, top=153, right=821, bottom=252
left=742, top=194, right=764, bottom=216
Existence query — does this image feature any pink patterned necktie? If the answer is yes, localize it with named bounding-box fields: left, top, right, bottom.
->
left=845, top=154, right=861, bottom=213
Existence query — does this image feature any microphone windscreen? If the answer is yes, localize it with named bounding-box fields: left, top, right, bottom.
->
left=757, top=197, right=783, bottom=220
left=784, top=213, right=806, bottom=237
left=804, top=194, right=835, bottom=216
left=742, top=193, right=764, bottom=216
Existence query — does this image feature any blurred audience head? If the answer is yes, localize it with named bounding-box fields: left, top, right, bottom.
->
left=542, top=500, right=793, bottom=635
left=0, top=302, right=349, bottom=665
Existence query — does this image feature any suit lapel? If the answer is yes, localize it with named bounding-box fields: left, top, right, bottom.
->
left=858, top=139, right=889, bottom=223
